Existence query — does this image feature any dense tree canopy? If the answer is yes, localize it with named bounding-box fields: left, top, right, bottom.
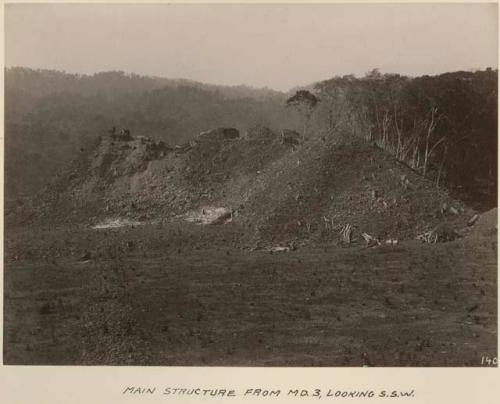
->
left=312, top=69, right=497, bottom=209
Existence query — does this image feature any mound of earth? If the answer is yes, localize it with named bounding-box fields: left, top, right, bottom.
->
left=237, top=137, right=474, bottom=247
left=15, top=127, right=477, bottom=247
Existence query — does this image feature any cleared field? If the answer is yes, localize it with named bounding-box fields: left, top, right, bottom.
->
left=4, top=224, right=496, bottom=366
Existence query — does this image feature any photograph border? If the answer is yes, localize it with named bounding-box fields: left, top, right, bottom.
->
left=1, top=1, right=499, bottom=403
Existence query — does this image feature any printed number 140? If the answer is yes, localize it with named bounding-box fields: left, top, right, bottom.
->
left=481, top=356, right=498, bottom=366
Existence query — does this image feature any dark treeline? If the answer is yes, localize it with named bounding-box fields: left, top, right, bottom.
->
left=308, top=68, right=497, bottom=209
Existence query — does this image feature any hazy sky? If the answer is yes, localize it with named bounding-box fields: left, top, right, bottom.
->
left=5, top=3, right=498, bottom=91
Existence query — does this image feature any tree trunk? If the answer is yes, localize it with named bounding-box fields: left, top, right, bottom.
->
left=422, top=107, right=439, bottom=177
left=436, top=147, right=447, bottom=188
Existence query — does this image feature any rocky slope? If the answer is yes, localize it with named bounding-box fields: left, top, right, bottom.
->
left=11, top=127, right=476, bottom=248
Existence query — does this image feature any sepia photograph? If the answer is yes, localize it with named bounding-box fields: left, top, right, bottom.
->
left=3, top=2, right=498, bottom=368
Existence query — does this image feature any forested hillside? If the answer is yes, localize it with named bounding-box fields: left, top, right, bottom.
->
left=307, top=68, right=497, bottom=209
left=5, top=68, right=296, bottom=201
left=5, top=67, right=497, bottom=210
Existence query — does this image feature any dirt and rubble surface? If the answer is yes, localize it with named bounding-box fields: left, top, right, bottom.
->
left=4, top=127, right=497, bottom=366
